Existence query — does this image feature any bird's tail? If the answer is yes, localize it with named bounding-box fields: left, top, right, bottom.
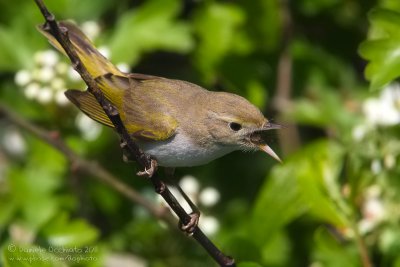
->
left=37, top=21, right=122, bottom=78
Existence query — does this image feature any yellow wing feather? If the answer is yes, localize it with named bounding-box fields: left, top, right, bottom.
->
left=65, top=90, right=114, bottom=128
left=65, top=74, right=178, bottom=141
left=38, top=21, right=178, bottom=142
left=37, top=21, right=122, bottom=78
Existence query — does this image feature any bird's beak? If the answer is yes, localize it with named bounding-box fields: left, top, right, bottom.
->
left=250, top=122, right=282, bottom=163
left=258, top=144, right=282, bottom=163
left=262, top=122, right=281, bottom=131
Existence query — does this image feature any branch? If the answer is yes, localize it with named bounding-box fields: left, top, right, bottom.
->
left=273, top=0, right=301, bottom=155
left=273, top=2, right=372, bottom=266
left=0, top=103, right=174, bottom=226
left=32, top=1, right=235, bottom=266
left=353, top=224, right=373, bottom=267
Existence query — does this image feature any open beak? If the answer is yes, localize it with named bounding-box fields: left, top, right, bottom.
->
left=251, top=122, right=282, bottom=163
left=258, top=144, right=282, bottom=163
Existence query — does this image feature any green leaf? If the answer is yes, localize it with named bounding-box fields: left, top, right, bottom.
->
left=237, top=262, right=264, bottom=267
left=246, top=80, right=267, bottom=110
left=43, top=214, right=99, bottom=247
left=241, top=0, right=281, bottom=51
left=2, top=244, right=67, bottom=267
left=7, top=140, right=68, bottom=230
left=312, top=227, right=360, bottom=267
left=286, top=84, right=358, bottom=136
left=295, top=141, right=349, bottom=227
left=359, top=8, right=400, bottom=90
left=109, top=0, right=193, bottom=65
left=223, top=236, right=261, bottom=262
left=0, top=197, right=16, bottom=230
left=252, top=140, right=350, bottom=246
left=260, top=231, right=291, bottom=266
left=299, top=0, right=339, bottom=16
left=0, top=24, right=38, bottom=71
left=47, top=0, right=112, bottom=20
left=251, top=162, right=307, bottom=245
left=193, top=3, right=246, bottom=81
left=378, top=226, right=400, bottom=256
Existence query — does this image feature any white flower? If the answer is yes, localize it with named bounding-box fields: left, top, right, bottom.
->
left=76, top=113, right=102, bottom=141
left=156, top=186, right=193, bottom=215
left=363, top=83, right=400, bottom=126
left=199, top=215, right=219, bottom=235
left=50, top=78, right=65, bottom=91
left=34, top=50, right=59, bottom=67
left=37, top=87, right=53, bottom=104
left=37, top=67, right=55, bottom=83
left=371, top=159, right=382, bottom=175
left=199, top=187, right=220, bottom=207
left=55, top=62, right=69, bottom=75
left=2, top=127, right=26, bottom=157
left=81, top=21, right=100, bottom=40
left=359, top=185, right=385, bottom=234
left=98, top=46, right=110, bottom=58
left=358, top=219, right=375, bottom=235
left=24, top=83, right=40, bottom=99
left=55, top=91, right=69, bottom=106
left=352, top=124, right=367, bottom=141
left=170, top=186, right=194, bottom=213
left=68, top=67, right=81, bottom=81
left=179, top=175, right=200, bottom=196
left=15, top=70, right=31, bottom=86
left=117, top=63, right=130, bottom=73
left=363, top=198, right=385, bottom=221
left=359, top=197, right=385, bottom=234
left=384, top=154, right=396, bottom=169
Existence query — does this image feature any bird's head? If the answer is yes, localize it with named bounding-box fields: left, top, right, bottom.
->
left=204, top=92, right=281, bottom=162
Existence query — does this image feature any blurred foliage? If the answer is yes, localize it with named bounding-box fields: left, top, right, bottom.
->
left=359, top=8, right=400, bottom=90
left=0, top=0, right=400, bottom=267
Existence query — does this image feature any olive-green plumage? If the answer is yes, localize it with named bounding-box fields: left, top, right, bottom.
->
left=38, top=21, right=281, bottom=167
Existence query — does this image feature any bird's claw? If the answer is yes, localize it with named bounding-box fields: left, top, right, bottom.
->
left=136, top=159, right=158, bottom=178
left=179, top=212, right=200, bottom=236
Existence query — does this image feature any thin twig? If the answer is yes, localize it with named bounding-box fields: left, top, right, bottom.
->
left=32, top=1, right=235, bottom=266
left=273, top=0, right=301, bottom=155
left=353, top=224, right=373, bottom=267
left=0, top=103, right=174, bottom=226
left=273, top=2, right=372, bottom=266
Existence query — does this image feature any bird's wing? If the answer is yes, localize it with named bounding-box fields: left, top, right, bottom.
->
left=66, top=74, right=178, bottom=142
left=121, top=75, right=179, bottom=141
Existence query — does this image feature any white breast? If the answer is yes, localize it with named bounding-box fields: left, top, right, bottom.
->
left=138, top=133, right=235, bottom=167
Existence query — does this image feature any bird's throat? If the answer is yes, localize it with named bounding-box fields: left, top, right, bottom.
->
left=137, top=132, right=235, bottom=167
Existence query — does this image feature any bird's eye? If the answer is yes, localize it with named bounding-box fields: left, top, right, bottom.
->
left=229, top=122, right=242, bottom=131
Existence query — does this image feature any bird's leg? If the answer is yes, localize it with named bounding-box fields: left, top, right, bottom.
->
left=136, top=158, right=158, bottom=178
left=176, top=184, right=200, bottom=235
left=120, top=139, right=158, bottom=177
left=165, top=168, right=201, bottom=235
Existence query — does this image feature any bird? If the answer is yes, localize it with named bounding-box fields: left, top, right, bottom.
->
left=38, top=21, right=281, bottom=168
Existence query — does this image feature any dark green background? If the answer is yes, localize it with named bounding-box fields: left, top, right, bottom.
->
left=1, top=0, right=400, bottom=266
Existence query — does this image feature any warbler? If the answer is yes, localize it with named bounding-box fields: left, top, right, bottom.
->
left=38, top=22, right=281, bottom=167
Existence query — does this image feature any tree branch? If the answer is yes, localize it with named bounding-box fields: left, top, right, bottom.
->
left=273, top=0, right=301, bottom=155
left=353, top=224, right=373, bottom=267
left=0, top=103, right=174, bottom=225
left=32, top=0, right=235, bottom=266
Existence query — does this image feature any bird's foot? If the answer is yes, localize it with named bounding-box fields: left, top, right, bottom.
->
left=179, top=212, right=200, bottom=236
left=136, top=158, right=158, bottom=178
